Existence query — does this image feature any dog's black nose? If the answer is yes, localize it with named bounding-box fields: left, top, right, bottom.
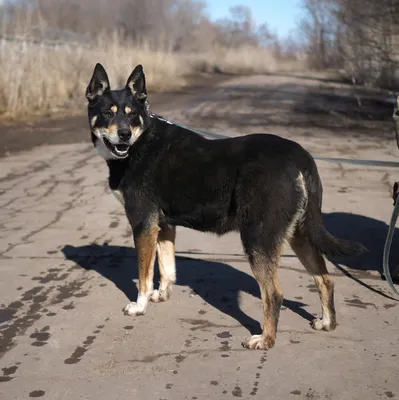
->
left=117, top=129, right=132, bottom=141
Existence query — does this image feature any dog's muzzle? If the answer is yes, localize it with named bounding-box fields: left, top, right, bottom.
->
left=103, top=136, right=131, bottom=158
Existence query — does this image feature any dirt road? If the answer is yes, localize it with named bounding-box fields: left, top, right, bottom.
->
left=1, top=73, right=398, bottom=399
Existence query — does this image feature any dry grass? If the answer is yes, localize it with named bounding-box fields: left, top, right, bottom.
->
left=187, top=46, right=279, bottom=74
left=0, top=34, right=306, bottom=118
left=0, top=34, right=187, bottom=117
left=187, top=46, right=306, bottom=75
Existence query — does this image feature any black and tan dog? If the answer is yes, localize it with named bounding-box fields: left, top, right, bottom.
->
left=85, top=63, right=365, bottom=350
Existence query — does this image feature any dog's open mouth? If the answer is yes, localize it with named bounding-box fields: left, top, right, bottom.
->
left=103, top=137, right=130, bottom=158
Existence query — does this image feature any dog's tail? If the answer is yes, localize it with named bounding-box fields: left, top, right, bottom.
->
left=301, top=169, right=366, bottom=258
left=306, top=215, right=366, bottom=257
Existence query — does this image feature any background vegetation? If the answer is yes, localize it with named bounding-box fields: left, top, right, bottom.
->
left=0, top=0, right=398, bottom=117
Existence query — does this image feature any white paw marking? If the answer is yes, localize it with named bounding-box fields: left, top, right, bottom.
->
left=241, top=334, right=275, bottom=350
left=123, top=293, right=149, bottom=316
left=150, top=289, right=161, bottom=303
left=123, top=302, right=146, bottom=316
left=150, top=288, right=170, bottom=303
left=241, top=334, right=264, bottom=350
left=311, top=317, right=331, bottom=331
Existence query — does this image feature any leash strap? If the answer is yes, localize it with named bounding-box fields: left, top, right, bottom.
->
left=153, top=113, right=399, bottom=168
left=393, top=96, right=399, bottom=149
left=313, top=156, right=399, bottom=168
left=383, top=95, right=399, bottom=298
left=383, top=194, right=399, bottom=297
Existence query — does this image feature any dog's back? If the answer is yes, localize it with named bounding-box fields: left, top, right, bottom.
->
left=120, top=122, right=363, bottom=259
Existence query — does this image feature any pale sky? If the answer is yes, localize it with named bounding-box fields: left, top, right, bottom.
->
left=207, top=0, right=304, bottom=38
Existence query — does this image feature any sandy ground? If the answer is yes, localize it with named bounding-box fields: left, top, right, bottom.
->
left=0, top=73, right=399, bottom=400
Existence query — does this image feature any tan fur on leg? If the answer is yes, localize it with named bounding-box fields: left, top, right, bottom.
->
left=152, top=225, right=176, bottom=303
left=242, top=254, right=284, bottom=350
left=290, top=236, right=336, bottom=331
left=123, top=227, right=159, bottom=316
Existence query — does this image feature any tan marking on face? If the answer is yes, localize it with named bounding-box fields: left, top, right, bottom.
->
left=111, top=105, right=118, bottom=113
left=130, top=124, right=143, bottom=139
left=91, top=116, right=98, bottom=127
left=125, top=106, right=132, bottom=114
left=107, top=124, right=118, bottom=138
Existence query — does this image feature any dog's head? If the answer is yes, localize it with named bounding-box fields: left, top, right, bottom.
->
left=86, top=63, right=150, bottom=160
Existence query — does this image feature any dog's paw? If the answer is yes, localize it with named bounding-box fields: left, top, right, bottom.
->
left=311, top=318, right=336, bottom=331
left=241, top=334, right=275, bottom=350
left=150, top=288, right=170, bottom=303
left=122, top=302, right=146, bottom=316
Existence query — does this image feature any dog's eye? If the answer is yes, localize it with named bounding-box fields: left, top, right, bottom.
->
left=125, top=108, right=137, bottom=118
left=103, top=110, right=114, bottom=118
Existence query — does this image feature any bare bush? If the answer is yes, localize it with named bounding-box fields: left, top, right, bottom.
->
left=300, top=0, right=399, bottom=88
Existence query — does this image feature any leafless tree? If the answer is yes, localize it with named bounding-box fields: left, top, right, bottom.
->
left=301, top=0, right=399, bottom=87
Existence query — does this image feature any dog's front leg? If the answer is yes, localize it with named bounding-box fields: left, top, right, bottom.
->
left=123, top=224, right=160, bottom=316
left=151, top=224, right=176, bottom=303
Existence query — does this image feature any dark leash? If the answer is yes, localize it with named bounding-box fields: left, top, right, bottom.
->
left=151, top=113, right=399, bottom=168
left=313, top=157, right=399, bottom=168
left=383, top=198, right=399, bottom=297
left=382, top=97, right=399, bottom=297
left=150, top=110, right=399, bottom=297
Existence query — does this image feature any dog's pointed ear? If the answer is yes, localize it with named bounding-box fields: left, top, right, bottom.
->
left=86, top=63, right=110, bottom=102
left=126, top=64, right=147, bottom=102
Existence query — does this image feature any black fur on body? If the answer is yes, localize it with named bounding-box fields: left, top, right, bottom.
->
left=86, top=63, right=365, bottom=350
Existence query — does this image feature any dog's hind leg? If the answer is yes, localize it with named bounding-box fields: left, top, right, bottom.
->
left=290, top=235, right=336, bottom=331
left=240, top=233, right=284, bottom=350
left=123, top=225, right=159, bottom=316
left=151, top=225, right=176, bottom=303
